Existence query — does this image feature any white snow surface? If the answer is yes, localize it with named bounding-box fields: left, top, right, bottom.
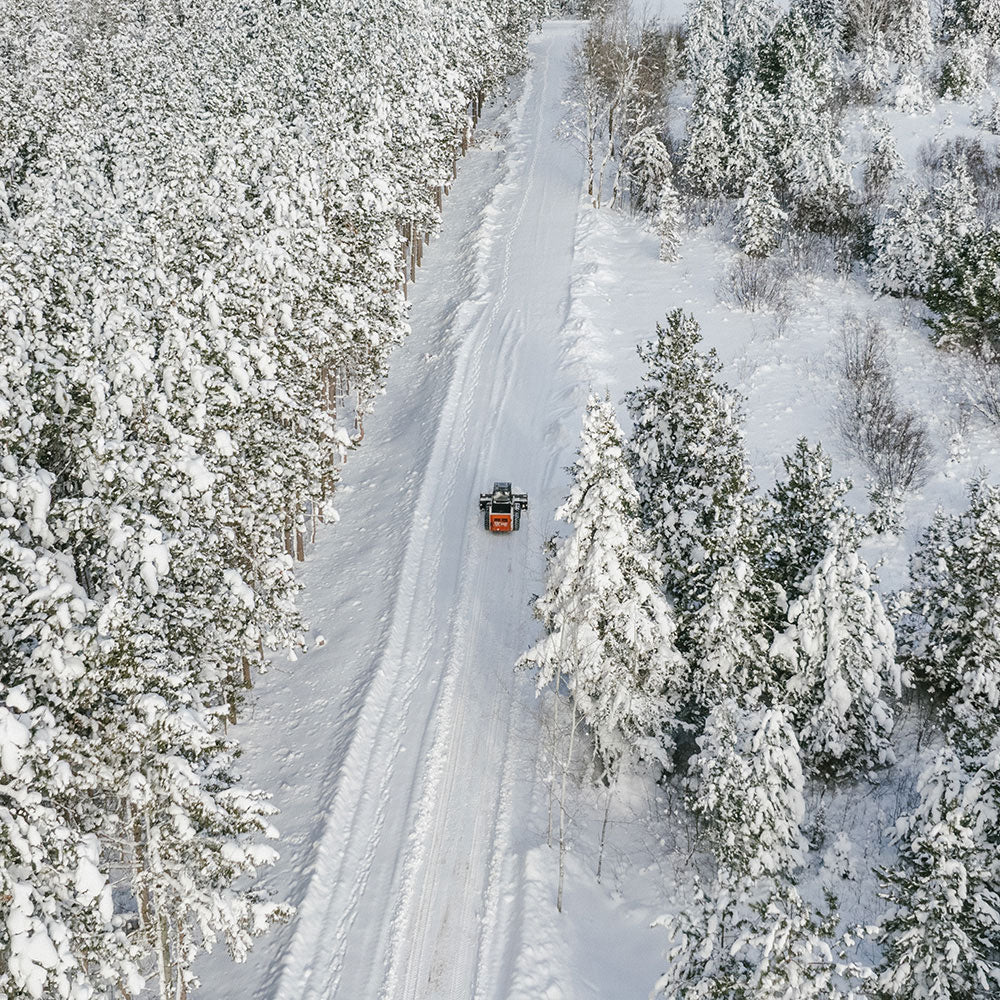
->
left=196, top=17, right=1000, bottom=1000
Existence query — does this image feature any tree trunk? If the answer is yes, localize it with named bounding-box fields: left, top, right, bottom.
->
left=596, top=790, right=612, bottom=883
left=558, top=698, right=578, bottom=914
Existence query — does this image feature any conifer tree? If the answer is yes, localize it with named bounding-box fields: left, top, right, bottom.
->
left=906, top=480, right=1000, bottom=749
left=726, top=76, right=776, bottom=196
left=869, top=185, right=937, bottom=298
left=681, top=56, right=730, bottom=198
left=772, top=529, right=900, bottom=774
left=626, top=312, right=766, bottom=710
left=658, top=698, right=866, bottom=998
left=886, top=0, right=933, bottom=71
left=654, top=177, right=683, bottom=262
left=518, top=395, right=687, bottom=779
left=688, top=700, right=806, bottom=877
left=863, top=123, right=904, bottom=201
left=655, top=874, right=860, bottom=1000
left=876, top=739, right=1000, bottom=999
left=925, top=227, right=1000, bottom=351
left=628, top=131, right=674, bottom=214
left=734, top=159, right=785, bottom=258
left=761, top=438, right=861, bottom=605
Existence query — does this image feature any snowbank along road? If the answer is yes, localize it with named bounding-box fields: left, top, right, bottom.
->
left=195, top=23, right=587, bottom=1000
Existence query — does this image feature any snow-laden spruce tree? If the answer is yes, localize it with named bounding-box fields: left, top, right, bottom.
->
left=734, top=158, right=786, bottom=258
left=761, top=438, right=861, bottom=610
left=681, top=50, right=730, bottom=198
left=723, top=0, right=778, bottom=81
left=876, top=738, right=1000, bottom=999
left=925, top=226, right=1000, bottom=352
left=625, top=311, right=767, bottom=712
left=654, top=176, right=683, bottom=262
left=686, top=0, right=727, bottom=83
left=872, top=154, right=981, bottom=302
left=658, top=699, right=868, bottom=999
left=654, top=874, right=864, bottom=1000
left=0, top=459, right=145, bottom=1000
left=628, top=130, right=674, bottom=214
left=863, top=122, right=904, bottom=201
left=771, top=527, right=900, bottom=774
left=518, top=394, right=687, bottom=780
left=869, top=185, right=937, bottom=298
left=905, top=480, right=1000, bottom=750
left=762, top=439, right=899, bottom=773
left=688, top=699, right=806, bottom=877
left=886, top=0, right=933, bottom=75
left=726, top=75, right=776, bottom=196
left=774, top=62, right=851, bottom=230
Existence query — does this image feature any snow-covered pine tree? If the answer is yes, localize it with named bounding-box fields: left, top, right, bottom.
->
left=795, top=0, right=847, bottom=50
left=0, top=459, right=145, bottom=1000
left=654, top=872, right=863, bottom=1000
left=681, top=54, right=730, bottom=199
left=925, top=226, right=1000, bottom=351
left=723, top=0, right=778, bottom=82
left=625, top=311, right=767, bottom=712
left=518, top=394, right=687, bottom=780
left=654, top=176, right=683, bottom=262
left=686, top=0, right=728, bottom=83
left=869, top=185, right=937, bottom=298
left=771, top=526, right=900, bottom=774
left=734, top=158, right=786, bottom=258
left=886, top=0, right=933, bottom=72
left=863, top=122, right=904, bottom=201
left=627, top=130, right=674, bottom=214
left=761, top=438, right=861, bottom=608
left=876, top=738, right=1000, bottom=999
left=774, top=61, right=851, bottom=230
left=725, top=74, right=776, bottom=197
left=688, top=699, right=806, bottom=877
left=906, top=480, right=1000, bottom=750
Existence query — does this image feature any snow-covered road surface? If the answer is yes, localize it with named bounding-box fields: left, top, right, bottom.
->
left=198, top=23, right=587, bottom=1000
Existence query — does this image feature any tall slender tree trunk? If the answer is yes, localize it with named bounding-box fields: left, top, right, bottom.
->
left=558, top=698, right=578, bottom=913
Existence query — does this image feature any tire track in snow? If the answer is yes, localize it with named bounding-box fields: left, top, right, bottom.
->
left=268, top=23, right=582, bottom=1000
left=387, top=32, right=570, bottom=1000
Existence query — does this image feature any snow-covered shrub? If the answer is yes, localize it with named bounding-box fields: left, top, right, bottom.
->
left=837, top=314, right=932, bottom=493
left=723, top=255, right=789, bottom=312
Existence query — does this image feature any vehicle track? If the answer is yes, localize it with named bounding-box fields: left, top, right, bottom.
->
left=267, top=23, right=582, bottom=1000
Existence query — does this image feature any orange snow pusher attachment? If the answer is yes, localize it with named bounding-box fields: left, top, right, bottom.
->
left=479, top=482, right=528, bottom=532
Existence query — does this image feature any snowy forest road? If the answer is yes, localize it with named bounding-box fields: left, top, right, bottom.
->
left=213, top=23, right=586, bottom=1000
